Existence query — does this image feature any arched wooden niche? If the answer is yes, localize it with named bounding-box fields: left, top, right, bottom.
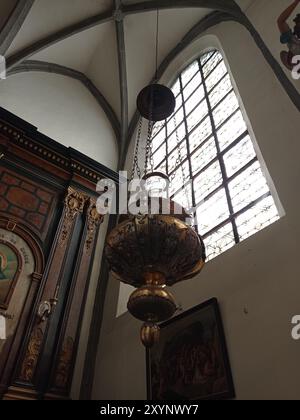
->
left=0, top=218, right=44, bottom=276
left=0, top=217, right=45, bottom=390
left=0, top=218, right=44, bottom=310
left=0, top=240, right=23, bottom=310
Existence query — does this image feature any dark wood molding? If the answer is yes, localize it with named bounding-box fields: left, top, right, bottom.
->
left=45, top=200, right=103, bottom=397
left=0, top=217, right=44, bottom=273
left=8, top=188, right=85, bottom=396
left=0, top=217, right=44, bottom=398
left=3, top=386, right=39, bottom=400
left=0, top=239, right=23, bottom=311
left=0, top=106, right=120, bottom=189
left=0, top=107, right=120, bottom=400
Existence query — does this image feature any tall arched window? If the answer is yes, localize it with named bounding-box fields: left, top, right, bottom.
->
left=151, top=50, right=280, bottom=261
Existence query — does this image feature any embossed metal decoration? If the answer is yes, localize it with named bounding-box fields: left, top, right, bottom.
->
left=104, top=20, right=206, bottom=347
left=105, top=198, right=206, bottom=348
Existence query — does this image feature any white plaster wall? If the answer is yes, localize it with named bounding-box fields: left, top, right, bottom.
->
left=246, top=0, right=300, bottom=93
left=0, top=72, right=118, bottom=170
left=92, top=11, right=300, bottom=400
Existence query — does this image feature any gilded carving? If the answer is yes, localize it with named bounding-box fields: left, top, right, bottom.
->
left=85, top=200, right=104, bottom=253
left=105, top=214, right=206, bottom=288
left=59, top=188, right=87, bottom=246
left=19, top=327, right=43, bottom=383
left=54, top=337, right=74, bottom=389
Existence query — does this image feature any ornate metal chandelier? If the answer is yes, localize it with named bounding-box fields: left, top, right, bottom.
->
left=104, top=81, right=206, bottom=347
left=104, top=11, right=206, bottom=348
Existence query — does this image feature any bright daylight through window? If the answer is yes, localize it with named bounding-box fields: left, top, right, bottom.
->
left=151, top=50, right=280, bottom=261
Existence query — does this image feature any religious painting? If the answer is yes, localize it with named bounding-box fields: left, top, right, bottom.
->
left=0, top=241, right=21, bottom=309
left=147, top=298, right=235, bottom=401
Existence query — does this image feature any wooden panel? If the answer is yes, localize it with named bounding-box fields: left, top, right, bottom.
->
left=0, top=107, right=118, bottom=400
left=14, top=188, right=87, bottom=388
left=0, top=168, right=57, bottom=240
left=46, top=200, right=103, bottom=397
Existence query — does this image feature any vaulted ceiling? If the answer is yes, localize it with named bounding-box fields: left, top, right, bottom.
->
left=0, top=0, right=254, bottom=164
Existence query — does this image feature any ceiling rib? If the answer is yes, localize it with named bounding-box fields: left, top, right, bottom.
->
left=5, top=1, right=240, bottom=70
left=0, top=0, right=35, bottom=55
left=114, top=1, right=129, bottom=162
left=122, top=0, right=241, bottom=16
left=7, top=60, right=121, bottom=143
left=5, top=1, right=298, bottom=171
left=6, top=9, right=114, bottom=70
left=120, top=8, right=300, bottom=168
left=122, top=11, right=232, bottom=167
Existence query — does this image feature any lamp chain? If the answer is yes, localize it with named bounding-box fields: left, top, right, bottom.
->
left=131, top=116, right=143, bottom=181
left=170, top=113, right=191, bottom=211
left=144, top=84, right=155, bottom=176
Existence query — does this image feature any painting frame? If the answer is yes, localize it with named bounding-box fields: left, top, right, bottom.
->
left=146, top=298, right=235, bottom=401
left=0, top=239, right=22, bottom=310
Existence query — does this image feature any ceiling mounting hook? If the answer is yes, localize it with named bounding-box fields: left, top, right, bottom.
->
left=114, top=1, right=123, bottom=23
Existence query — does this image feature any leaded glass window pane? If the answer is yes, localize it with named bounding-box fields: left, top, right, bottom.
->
left=181, top=61, right=199, bottom=88
left=152, top=128, right=166, bottom=153
left=235, top=196, right=279, bottom=242
left=191, top=137, right=217, bottom=176
left=217, top=110, right=247, bottom=151
left=223, top=135, right=256, bottom=178
left=206, top=61, right=228, bottom=91
left=182, top=73, right=202, bottom=100
left=185, top=85, right=205, bottom=115
left=196, top=189, right=230, bottom=235
left=188, top=117, right=212, bottom=152
left=146, top=49, right=280, bottom=262
left=204, top=223, right=235, bottom=260
left=209, top=74, right=232, bottom=108
left=213, top=91, right=239, bottom=128
left=187, top=101, right=208, bottom=132
left=152, top=144, right=166, bottom=168
left=193, top=161, right=223, bottom=203
left=202, top=52, right=221, bottom=77
left=229, top=161, right=270, bottom=213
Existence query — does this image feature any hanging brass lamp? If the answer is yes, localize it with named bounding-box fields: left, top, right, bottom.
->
left=104, top=10, right=206, bottom=348
left=105, top=194, right=206, bottom=347
left=104, top=83, right=206, bottom=348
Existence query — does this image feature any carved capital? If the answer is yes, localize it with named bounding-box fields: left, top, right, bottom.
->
left=65, top=187, right=86, bottom=216
left=59, top=188, right=88, bottom=246
left=85, top=199, right=104, bottom=253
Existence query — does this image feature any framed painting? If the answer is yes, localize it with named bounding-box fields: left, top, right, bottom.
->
left=0, top=240, right=22, bottom=310
left=146, top=298, right=235, bottom=401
